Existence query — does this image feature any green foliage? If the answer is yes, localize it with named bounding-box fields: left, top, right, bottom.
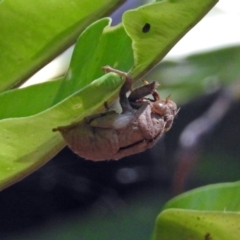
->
left=154, top=210, right=240, bottom=240
left=53, top=18, right=133, bottom=103
left=153, top=182, right=240, bottom=240
left=0, top=0, right=218, bottom=190
left=0, top=0, right=122, bottom=91
left=123, top=0, right=218, bottom=78
left=164, top=181, right=240, bottom=211
left=0, top=80, right=62, bottom=119
left=3, top=1, right=239, bottom=239
left=0, top=72, right=123, bottom=189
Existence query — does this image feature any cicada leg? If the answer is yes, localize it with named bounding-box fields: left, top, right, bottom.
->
left=102, top=66, right=133, bottom=113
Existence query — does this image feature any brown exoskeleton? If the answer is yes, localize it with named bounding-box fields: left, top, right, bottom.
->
left=53, top=66, right=178, bottom=161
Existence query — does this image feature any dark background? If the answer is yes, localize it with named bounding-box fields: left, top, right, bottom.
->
left=1, top=88, right=240, bottom=239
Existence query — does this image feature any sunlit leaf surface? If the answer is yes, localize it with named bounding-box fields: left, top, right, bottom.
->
left=153, top=182, right=240, bottom=240
left=123, top=0, right=218, bottom=78
left=154, top=209, right=240, bottom=240
left=0, top=0, right=123, bottom=91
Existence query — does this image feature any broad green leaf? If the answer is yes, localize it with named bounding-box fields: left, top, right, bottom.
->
left=53, top=18, right=133, bottom=103
left=123, top=0, right=218, bottom=78
left=54, top=0, right=219, bottom=102
left=153, top=209, right=240, bottom=240
left=0, top=73, right=123, bottom=190
left=0, top=0, right=218, bottom=189
left=0, top=0, right=123, bottom=91
left=0, top=18, right=133, bottom=119
left=0, top=79, right=62, bottom=119
left=148, top=45, right=240, bottom=104
left=152, top=182, right=240, bottom=239
left=163, top=181, right=240, bottom=211
left=0, top=0, right=218, bottom=119
left=0, top=18, right=129, bottom=191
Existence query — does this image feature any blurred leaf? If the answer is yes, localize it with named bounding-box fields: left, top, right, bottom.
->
left=154, top=209, right=240, bottom=240
left=163, top=181, right=240, bottom=211
left=0, top=0, right=123, bottom=91
left=153, top=182, right=240, bottom=240
left=148, top=46, right=240, bottom=103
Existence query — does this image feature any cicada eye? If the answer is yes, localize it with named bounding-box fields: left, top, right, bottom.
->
left=152, top=101, right=168, bottom=115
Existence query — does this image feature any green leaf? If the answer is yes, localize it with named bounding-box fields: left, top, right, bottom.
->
left=53, top=18, right=133, bottom=103
left=0, top=79, right=62, bottom=119
left=0, top=0, right=122, bottom=91
left=55, top=0, right=219, bottom=102
left=153, top=209, right=240, bottom=240
left=153, top=182, right=240, bottom=240
left=123, top=0, right=218, bottom=78
left=0, top=18, right=129, bottom=191
left=0, top=18, right=133, bottom=119
left=0, top=73, right=123, bottom=190
left=163, top=181, right=240, bottom=211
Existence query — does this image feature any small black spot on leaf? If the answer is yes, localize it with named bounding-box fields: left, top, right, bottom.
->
left=142, top=23, right=151, bottom=33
